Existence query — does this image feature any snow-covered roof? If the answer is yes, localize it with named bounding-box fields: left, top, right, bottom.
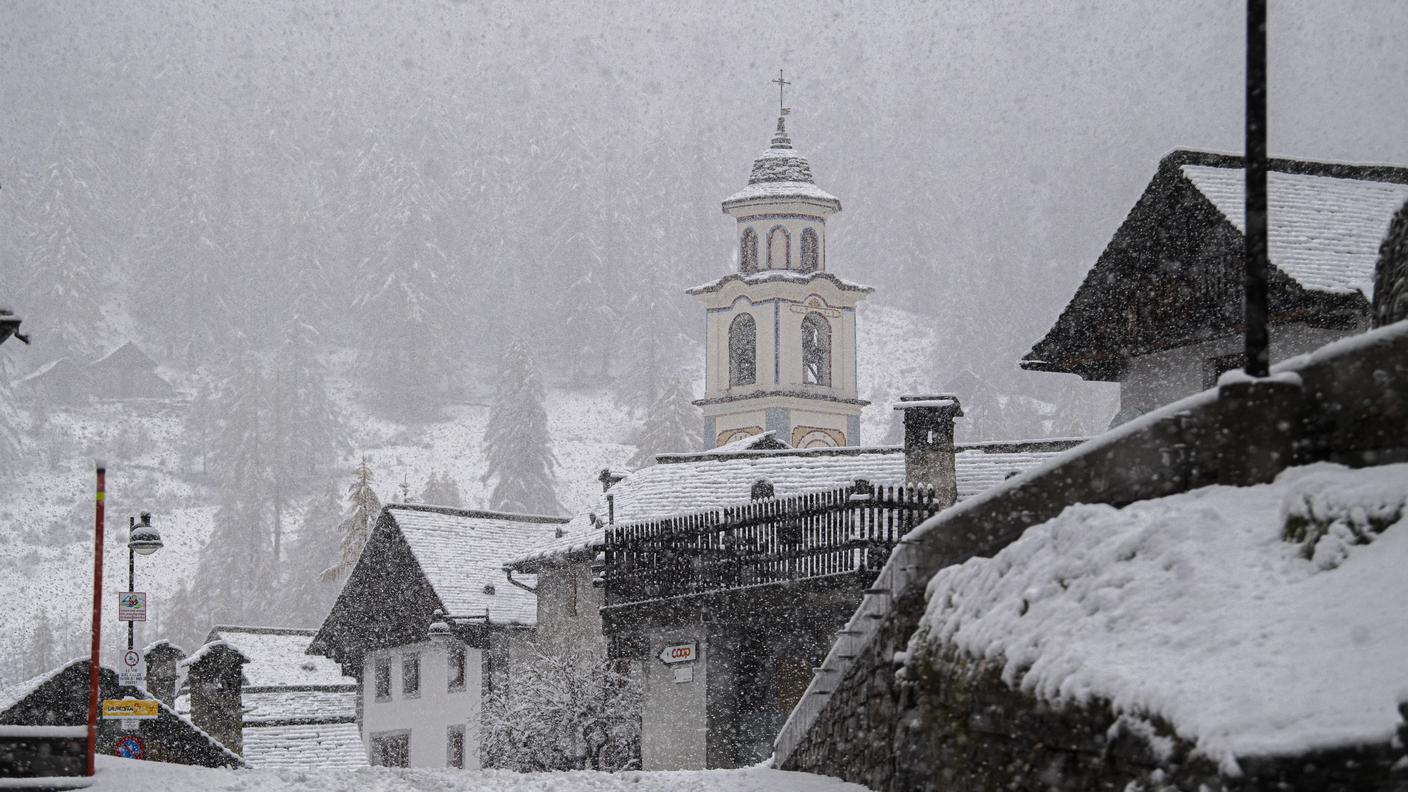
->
left=1181, top=164, right=1408, bottom=298
left=721, top=115, right=841, bottom=211
left=0, top=657, right=85, bottom=717
left=178, top=639, right=247, bottom=670
left=199, top=627, right=352, bottom=689
left=241, top=721, right=366, bottom=771
left=687, top=270, right=873, bottom=295
left=242, top=688, right=358, bottom=724
left=913, top=461, right=1408, bottom=763
left=388, top=505, right=569, bottom=625
left=91, top=340, right=158, bottom=369
left=508, top=440, right=1078, bottom=568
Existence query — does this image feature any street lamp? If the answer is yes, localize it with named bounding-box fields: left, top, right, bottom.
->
left=126, top=512, right=162, bottom=653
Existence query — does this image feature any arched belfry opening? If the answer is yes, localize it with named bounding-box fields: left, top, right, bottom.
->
left=802, top=312, right=831, bottom=386
left=767, top=226, right=790, bottom=270
left=728, top=313, right=757, bottom=386
left=740, top=227, right=759, bottom=274
left=800, top=228, right=819, bottom=272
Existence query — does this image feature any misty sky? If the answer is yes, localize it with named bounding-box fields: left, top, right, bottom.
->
left=3, top=0, right=1406, bottom=381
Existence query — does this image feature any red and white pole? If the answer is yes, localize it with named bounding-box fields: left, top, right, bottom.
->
left=86, top=463, right=105, bottom=776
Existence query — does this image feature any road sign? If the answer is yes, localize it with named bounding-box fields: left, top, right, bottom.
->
left=114, top=735, right=145, bottom=759
left=657, top=640, right=698, bottom=665
left=117, top=592, right=147, bottom=622
left=102, top=699, right=159, bottom=719
left=118, top=649, right=146, bottom=687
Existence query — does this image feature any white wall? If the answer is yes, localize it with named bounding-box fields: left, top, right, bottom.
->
left=640, top=630, right=708, bottom=771
left=362, top=639, right=484, bottom=769
left=1115, top=322, right=1356, bottom=425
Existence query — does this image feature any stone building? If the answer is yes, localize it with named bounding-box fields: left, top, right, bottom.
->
left=692, top=113, right=870, bottom=449
left=309, top=504, right=569, bottom=769
left=177, top=626, right=363, bottom=770
left=1022, top=149, right=1408, bottom=426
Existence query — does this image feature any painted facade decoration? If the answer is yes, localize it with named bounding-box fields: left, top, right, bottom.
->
left=691, top=113, right=872, bottom=449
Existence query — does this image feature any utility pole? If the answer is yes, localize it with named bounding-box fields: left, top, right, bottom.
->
left=1244, top=0, right=1269, bottom=377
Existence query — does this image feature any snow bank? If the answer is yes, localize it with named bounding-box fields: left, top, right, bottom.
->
left=89, top=755, right=869, bottom=792
left=911, top=462, right=1408, bottom=765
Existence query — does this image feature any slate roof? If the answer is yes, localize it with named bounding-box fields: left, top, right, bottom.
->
left=242, top=689, right=358, bottom=724
left=200, top=627, right=351, bottom=688
left=507, top=439, right=1081, bottom=570
left=242, top=721, right=365, bottom=770
left=388, top=505, right=570, bottom=625
left=1023, top=149, right=1408, bottom=380
left=1180, top=164, right=1408, bottom=298
left=0, top=658, right=82, bottom=717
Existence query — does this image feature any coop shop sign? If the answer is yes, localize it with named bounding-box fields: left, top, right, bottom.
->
left=102, top=699, right=159, bottom=719
left=657, top=641, right=697, bottom=665
left=117, top=592, right=147, bottom=622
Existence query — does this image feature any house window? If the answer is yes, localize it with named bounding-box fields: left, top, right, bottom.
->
left=403, top=652, right=420, bottom=698
left=448, top=646, right=466, bottom=692
left=802, top=312, right=832, bottom=386
left=566, top=572, right=578, bottom=617
left=740, top=227, right=758, bottom=274
left=767, top=226, right=790, bottom=269
left=447, top=725, right=466, bottom=769
left=371, top=731, right=410, bottom=767
left=1203, top=352, right=1245, bottom=389
left=374, top=657, right=392, bottom=701
left=800, top=228, right=819, bottom=272
left=728, top=313, right=757, bottom=386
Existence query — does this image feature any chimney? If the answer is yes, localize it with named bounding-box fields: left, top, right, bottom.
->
left=894, top=394, right=964, bottom=507
left=143, top=640, right=187, bottom=707
left=598, top=468, right=625, bottom=493
left=183, top=641, right=249, bottom=756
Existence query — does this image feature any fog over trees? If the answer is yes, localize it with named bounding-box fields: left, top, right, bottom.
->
left=1, top=0, right=1404, bottom=667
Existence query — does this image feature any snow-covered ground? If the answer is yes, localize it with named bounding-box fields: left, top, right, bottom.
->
left=86, top=755, right=870, bottom=792
left=910, top=462, right=1408, bottom=769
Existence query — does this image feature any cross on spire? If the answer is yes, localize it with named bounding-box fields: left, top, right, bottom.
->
left=772, top=69, right=791, bottom=115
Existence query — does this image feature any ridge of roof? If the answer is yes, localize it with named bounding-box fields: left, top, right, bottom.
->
left=1159, top=148, right=1408, bottom=184
left=209, top=625, right=317, bottom=638
left=386, top=503, right=569, bottom=524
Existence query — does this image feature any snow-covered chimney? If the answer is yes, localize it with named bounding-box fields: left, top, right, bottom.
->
left=182, top=641, right=249, bottom=756
left=894, top=394, right=964, bottom=508
left=143, top=640, right=186, bottom=707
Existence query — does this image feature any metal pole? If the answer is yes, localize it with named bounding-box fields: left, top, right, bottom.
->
left=86, top=464, right=106, bottom=777
left=1244, top=0, right=1270, bottom=377
left=127, top=539, right=135, bottom=652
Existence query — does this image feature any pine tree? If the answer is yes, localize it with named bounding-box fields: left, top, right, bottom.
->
left=481, top=337, right=563, bottom=515
left=555, top=234, right=616, bottom=385
left=26, top=611, right=57, bottom=677
left=182, top=379, right=218, bottom=476
left=613, top=293, right=691, bottom=417
left=321, top=458, right=382, bottom=582
left=419, top=471, right=464, bottom=508
left=627, top=368, right=702, bottom=467
left=281, top=485, right=345, bottom=625
left=0, top=350, right=26, bottom=478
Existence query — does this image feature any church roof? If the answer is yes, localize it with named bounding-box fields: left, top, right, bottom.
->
left=687, top=270, right=873, bottom=296
left=722, top=116, right=841, bottom=211
left=1023, top=149, right=1408, bottom=380
left=506, top=439, right=1081, bottom=570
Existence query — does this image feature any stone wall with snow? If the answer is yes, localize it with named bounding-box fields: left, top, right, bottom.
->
left=776, top=322, right=1408, bottom=791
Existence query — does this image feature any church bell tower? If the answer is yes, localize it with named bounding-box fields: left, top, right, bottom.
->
left=689, top=86, right=871, bottom=449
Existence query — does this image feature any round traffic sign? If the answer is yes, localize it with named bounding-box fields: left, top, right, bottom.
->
left=114, top=735, right=144, bottom=759
left=123, top=650, right=140, bottom=668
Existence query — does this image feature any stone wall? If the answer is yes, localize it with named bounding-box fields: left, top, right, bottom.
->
left=777, top=323, right=1408, bottom=790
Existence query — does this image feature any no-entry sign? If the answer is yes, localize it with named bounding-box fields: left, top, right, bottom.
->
left=657, top=640, right=698, bottom=665
left=114, top=735, right=144, bottom=759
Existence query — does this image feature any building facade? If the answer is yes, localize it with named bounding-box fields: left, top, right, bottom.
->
left=1022, top=149, right=1408, bottom=426
left=690, top=114, right=871, bottom=449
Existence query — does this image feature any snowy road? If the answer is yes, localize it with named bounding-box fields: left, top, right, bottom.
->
left=86, top=756, right=871, bottom=792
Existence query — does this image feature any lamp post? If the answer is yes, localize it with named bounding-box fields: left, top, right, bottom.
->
left=126, top=512, right=163, bottom=652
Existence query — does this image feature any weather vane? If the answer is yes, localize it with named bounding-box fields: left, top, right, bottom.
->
left=772, top=69, right=791, bottom=116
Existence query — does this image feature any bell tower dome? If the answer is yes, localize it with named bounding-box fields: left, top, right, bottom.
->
left=688, top=95, right=871, bottom=449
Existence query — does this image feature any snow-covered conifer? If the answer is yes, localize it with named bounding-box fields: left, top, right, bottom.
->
left=481, top=337, right=563, bottom=515
left=556, top=235, right=617, bottom=385
left=321, top=457, right=382, bottom=582
left=627, top=368, right=701, bottom=466
left=281, top=485, right=345, bottom=624
left=419, top=471, right=464, bottom=508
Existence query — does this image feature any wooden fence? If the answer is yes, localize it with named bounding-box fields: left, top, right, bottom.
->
left=602, top=480, right=946, bottom=607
